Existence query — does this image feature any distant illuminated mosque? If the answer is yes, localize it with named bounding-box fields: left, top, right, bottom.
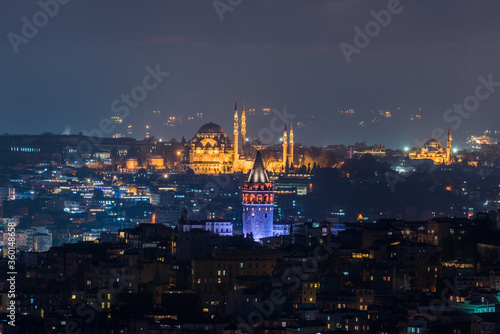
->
left=178, top=101, right=294, bottom=174
left=409, top=128, right=453, bottom=165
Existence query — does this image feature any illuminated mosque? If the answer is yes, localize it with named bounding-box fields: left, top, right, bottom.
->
left=178, top=101, right=294, bottom=174
left=409, top=128, right=453, bottom=165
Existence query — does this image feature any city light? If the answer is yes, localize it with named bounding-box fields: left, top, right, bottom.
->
left=2, top=2, right=499, bottom=332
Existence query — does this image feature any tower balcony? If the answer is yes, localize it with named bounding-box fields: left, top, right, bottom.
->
left=243, top=182, right=273, bottom=191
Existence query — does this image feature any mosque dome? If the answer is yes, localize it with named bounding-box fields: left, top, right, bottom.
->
left=197, top=122, right=225, bottom=134
left=424, top=139, right=444, bottom=152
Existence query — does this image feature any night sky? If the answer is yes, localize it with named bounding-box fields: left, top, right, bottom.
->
left=1, top=0, right=499, bottom=148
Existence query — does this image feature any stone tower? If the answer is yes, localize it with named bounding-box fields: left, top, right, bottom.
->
left=242, top=151, right=274, bottom=241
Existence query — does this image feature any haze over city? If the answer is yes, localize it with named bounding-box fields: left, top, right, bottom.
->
left=2, top=0, right=500, bottom=147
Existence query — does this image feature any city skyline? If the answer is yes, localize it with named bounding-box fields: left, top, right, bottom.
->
left=2, top=2, right=500, bottom=332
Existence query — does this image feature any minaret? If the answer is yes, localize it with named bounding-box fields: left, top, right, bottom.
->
left=282, top=123, right=288, bottom=170
left=446, top=128, right=452, bottom=164
left=241, top=100, right=246, bottom=154
left=233, top=101, right=239, bottom=166
left=288, top=121, right=294, bottom=168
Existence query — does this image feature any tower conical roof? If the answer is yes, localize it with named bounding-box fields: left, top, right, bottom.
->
left=246, top=151, right=270, bottom=183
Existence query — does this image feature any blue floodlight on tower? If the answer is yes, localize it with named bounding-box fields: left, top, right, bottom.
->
left=242, top=151, right=274, bottom=242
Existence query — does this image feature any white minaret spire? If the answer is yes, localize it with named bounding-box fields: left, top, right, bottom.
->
left=446, top=128, right=452, bottom=164
left=241, top=100, right=246, bottom=154
left=289, top=121, right=294, bottom=168
left=233, top=101, right=239, bottom=165
left=282, top=123, right=288, bottom=170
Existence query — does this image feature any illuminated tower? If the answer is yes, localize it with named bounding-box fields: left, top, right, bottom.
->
left=233, top=101, right=239, bottom=165
left=288, top=121, right=294, bottom=168
left=282, top=124, right=288, bottom=170
left=241, top=100, right=246, bottom=153
left=446, top=128, right=452, bottom=164
left=242, top=151, right=274, bottom=241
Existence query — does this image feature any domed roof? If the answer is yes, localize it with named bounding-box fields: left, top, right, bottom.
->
left=197, top=122, right=225, bottom=134
left=424, top=138, right=444, bottom=151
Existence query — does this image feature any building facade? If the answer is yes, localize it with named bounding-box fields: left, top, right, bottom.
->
left=178, top=102, right=295, bottom=174
left=409, top=128, right=453, bottom=165
left=242, top=151, right=274, bottom=241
